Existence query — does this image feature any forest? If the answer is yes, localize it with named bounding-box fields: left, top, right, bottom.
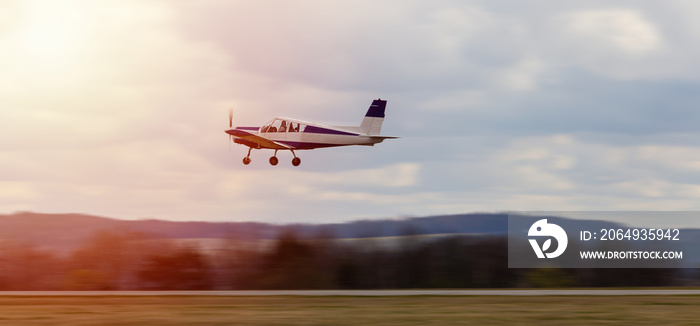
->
left=0, top=229, right=690, bottom=290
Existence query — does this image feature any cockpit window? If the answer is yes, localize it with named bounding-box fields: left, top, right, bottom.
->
left=279, top=120, right=288, bottom=132
left=290, top=122, right=305, bottom=132
left=288, top=122, right=298, bottom=132
left=262, top=119, right=305, bottom=133
left=262, top=119, right=280, bottom=133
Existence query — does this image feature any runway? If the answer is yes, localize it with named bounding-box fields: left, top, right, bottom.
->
left=1, top=289, right=700, bottom=296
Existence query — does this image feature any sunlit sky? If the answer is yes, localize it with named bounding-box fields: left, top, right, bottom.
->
left=4, top=1, right=700, bottom=223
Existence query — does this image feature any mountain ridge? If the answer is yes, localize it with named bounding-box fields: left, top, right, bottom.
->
left=3, top=211, right=696, bottom=254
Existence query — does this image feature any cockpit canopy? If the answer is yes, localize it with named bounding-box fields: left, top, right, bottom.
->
left=261, top=118, right=306, bottom=133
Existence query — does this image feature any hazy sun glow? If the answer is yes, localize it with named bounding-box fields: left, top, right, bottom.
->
left=13, top=1, right=88, bottom=70
left=0, top=1, right=99, bottom=98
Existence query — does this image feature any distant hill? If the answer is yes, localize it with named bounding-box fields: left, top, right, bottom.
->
left=4, top=212, right=698, bottom=257
left=0, top=212, right=274, bottom=252
left=0, top=212, right=515, bottom=252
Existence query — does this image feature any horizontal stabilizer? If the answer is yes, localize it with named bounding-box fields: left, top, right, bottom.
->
left=363, top=135, right=399, bottom=144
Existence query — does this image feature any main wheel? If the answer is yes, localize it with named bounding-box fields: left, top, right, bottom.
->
left=292, top=157, right=301, bottom=166
left=269, top=156, right=278, bottom=166
left=243, top=157, right=251, bottom=165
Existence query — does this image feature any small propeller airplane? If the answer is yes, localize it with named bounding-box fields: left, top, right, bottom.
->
left=225, top=98, right=397, bottom=166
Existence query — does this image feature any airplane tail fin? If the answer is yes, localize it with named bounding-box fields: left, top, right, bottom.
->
left=359, top=99, right=387, bottom=135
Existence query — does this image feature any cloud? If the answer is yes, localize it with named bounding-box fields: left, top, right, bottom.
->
left=492, top=59, right=546, bottom=92
left=3, top=1, right=700, bottom=222
left=321, top=163, right=421, bottom=187
left=561, top=9, right=661, bottom=54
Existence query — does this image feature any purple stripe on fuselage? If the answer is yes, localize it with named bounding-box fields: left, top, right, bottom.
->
left=237, top=127, right=260, bottom=131
left=304, top=125, right=358, bottom=136
left=278, top=141, right=349, bottom=149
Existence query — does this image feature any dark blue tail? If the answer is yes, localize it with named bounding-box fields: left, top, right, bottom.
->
left=360, top=99, right=387, bottom=135
left=365, top=99, right=387, bottom=118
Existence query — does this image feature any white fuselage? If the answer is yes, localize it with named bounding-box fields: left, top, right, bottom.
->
left=225, top=98, right=394, bottom=166
left=228, top=117, right=385, bottom=150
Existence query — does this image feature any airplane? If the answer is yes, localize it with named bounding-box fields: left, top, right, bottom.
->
left=225, top=98, right=397, bottom=166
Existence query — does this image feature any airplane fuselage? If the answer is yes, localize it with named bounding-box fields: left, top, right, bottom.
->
left=227, top=119, right=387, bottom=150
left=225, top=99, right=395, bottom=166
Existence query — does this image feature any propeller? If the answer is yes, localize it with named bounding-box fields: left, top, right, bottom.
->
left=228, top=108, right=233, bottom=150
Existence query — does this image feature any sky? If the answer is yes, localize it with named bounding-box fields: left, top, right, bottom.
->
left=3, top=0, right=700, bottom=223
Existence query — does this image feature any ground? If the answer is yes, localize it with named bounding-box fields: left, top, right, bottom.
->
left=0, top=295, right=697, bottom=325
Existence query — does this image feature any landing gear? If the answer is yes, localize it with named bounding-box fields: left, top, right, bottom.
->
left=291, top=150, right=301, bottom=167
left=242, top=148, right=301, bottom=166
left=269, top=150, right=279, bottom=166
left=243, top=147, right=252, bottom=165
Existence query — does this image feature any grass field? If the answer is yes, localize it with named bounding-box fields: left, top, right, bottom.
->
left=0, top=295, right=698, bottom=325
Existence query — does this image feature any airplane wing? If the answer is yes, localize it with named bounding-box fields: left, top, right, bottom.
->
left=227, top=129, right=293, bottom=150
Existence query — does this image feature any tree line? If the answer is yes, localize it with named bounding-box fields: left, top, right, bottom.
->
left=0, top=230, right=690, bottom=290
